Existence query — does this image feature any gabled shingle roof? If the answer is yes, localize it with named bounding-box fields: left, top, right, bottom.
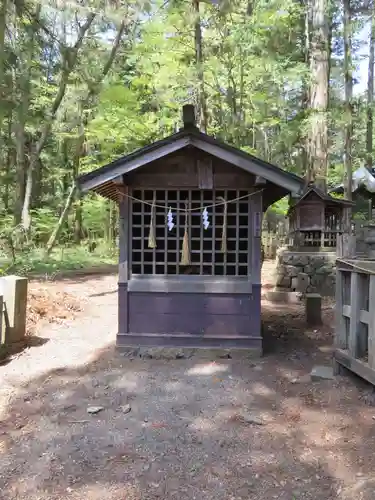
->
left=77, top=124, right=305, bottom=201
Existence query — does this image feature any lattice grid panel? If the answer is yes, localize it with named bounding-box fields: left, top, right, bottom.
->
left=131, top=189, right=250, bottom=276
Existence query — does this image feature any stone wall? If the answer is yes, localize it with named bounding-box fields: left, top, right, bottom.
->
left=275, top=248, right=336, bottom=296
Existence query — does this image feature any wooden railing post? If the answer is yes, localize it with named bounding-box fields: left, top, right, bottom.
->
left=0, top=276, right=28, bottom=343
left=336, top=235, right=343, bottom=258
left=368, top=275, right=375, bottom=368
left=349, top=271, right=360, bottom=358
left=0, top=294, right=3, bottom=344
left=335, top=268, right=346, bottom=349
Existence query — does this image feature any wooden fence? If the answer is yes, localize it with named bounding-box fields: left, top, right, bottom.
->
left=334, top=259, right=375, bottom=384
left=262, top=220, right=288, bottom=260
left=336, top=233, right=357, bottom=258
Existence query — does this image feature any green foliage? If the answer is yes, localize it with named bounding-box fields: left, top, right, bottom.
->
left=0, top=241, right=117, bottom=277
left=0, top=0, right=373, bottom=273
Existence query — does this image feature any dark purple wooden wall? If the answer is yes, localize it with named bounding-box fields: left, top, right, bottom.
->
left=117, top=286, right=262, bottom=351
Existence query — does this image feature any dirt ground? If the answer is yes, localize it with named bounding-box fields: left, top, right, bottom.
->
left=1, top=262, right=375, bottom=500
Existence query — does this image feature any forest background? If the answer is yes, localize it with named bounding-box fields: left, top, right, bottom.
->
left=0, top=0, right=373, bottom=274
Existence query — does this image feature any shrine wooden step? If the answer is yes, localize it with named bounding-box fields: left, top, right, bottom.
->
left=117, top=332, right=262, bottom=351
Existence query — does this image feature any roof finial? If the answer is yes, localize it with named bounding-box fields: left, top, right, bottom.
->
left=182, top=104, right=197, bottom=129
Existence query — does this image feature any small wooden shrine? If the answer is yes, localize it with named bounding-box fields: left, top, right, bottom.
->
left=77, top=105, right=305, bottom=353
left=288, top=183, right=353, bottom=249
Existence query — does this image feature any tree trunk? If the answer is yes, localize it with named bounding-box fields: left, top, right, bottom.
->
left=3, top=113, right=11, bottom=211
left=14, top=63, right=31, bottom=223
left=193, top=0, right=208, bottom=132
left=72, top=120, right=85, bottom=243
left=32, top=158, right=44, bottom=209
left=21, top=13, right=95, bottom=231
left=12, top=4, right=41, bottom=224
left=45, top=183, right=77, bottom=256
left=307, top=0, right=329, bottom=192
left=366, top=3, right=375, bottom=172
left=301, top=0, right=311, bottom=178
left=343, top=0, right=353, bottom=202
left=0, top=0, right=7, bottom=131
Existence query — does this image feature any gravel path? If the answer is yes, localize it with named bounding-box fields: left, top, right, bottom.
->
left=1, top=270, right=375, bottom=500
left=0, top=275, right=118, bottom=393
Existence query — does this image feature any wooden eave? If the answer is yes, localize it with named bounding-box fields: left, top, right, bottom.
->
left=77, top=127, right=305, bottom=201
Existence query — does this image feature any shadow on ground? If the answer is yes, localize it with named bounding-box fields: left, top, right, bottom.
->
left=0, top=336, right=49, bottom=366
left=1, top=326, right=375, bottom=500
left=29, top=266, right=118, bottom=285
left=89, top=289, right=117, bottom=298
left=0, top=260, right=373, bottom=500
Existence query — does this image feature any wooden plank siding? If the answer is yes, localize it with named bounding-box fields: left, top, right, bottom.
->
left=128, top=291, right=260, bottom=336
left=125, top=151, right=256, bottom=189
left=117, top=286, right=262, bottom=351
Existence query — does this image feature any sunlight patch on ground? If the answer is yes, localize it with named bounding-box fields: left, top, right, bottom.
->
left=190, top=416, right=217, bottom=432
left=164, top=381, right=185, bottom=392
left=186, top=362, right=229, bottom=376
left=249, top=382, right=275, bottom=397
left=72, top=482, right=142, bottom=500
left=110, top=374, right=140, bottom=391
left=276, top=366, right=304, bottom=381
left=0, top=437, right=9, bottom=454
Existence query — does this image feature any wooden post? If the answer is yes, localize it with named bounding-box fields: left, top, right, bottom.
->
left=336, top=234, right=343, bottom=258
left=0, top=294, right=3, bottom=344
left=349, top=271, right=360, bottom=358
left=0, top=276, right=28, bottom=343
left=118, top=192, right=129, bottom=335
left=119, top=193, right=129, bottom=284
left=251, top=192, right=262, bottom=284
left=334, top=268, right=347, bottom=349
left=305, top=293, right=322, bottom=326
left=368, top=275, right=375, bottom=368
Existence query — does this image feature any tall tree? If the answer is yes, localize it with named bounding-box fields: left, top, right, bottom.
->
left=21, top=12, right=96, bottom=230
left=343, top=0, right=353, bottom=200
left=366, top=1, right=375, bottom=172
left=1, top=0, right=374, bottom=263
left=307, top=0, right=330, bottom=191
left=193, top=0, right=208, bottom=132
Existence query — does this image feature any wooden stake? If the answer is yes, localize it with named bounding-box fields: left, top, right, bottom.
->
left=180, top=202, right=190, bottom=265
left=148, top=192, right=157, bottom=249
left=217, top=196, right=227, bottom=254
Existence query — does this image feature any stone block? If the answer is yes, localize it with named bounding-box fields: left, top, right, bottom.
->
left=325, top=253, right=336, bottom=264
left=316, top=263, right=335, bottom=275
left=305, top=293, right=322, bottom=326
left=264, top=290, right=302, bottom=304
left=311, top=257, right=325, bottom=269
left=0, top=276, right=28, bottom=343
left=310, top=365, right=334, bottom=381
left=284, top=265, right=298, bottom=277
left=291, top=277, right=298, bottom=291
left=303, top=264, right=314, bottom=274
left=310, top=274, right=325, bottom=287
left=297, top=272, right=309, bottom=293
left=287, top=254, right=309, bottom=267
left=275, top=274, right=291, bottom=288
